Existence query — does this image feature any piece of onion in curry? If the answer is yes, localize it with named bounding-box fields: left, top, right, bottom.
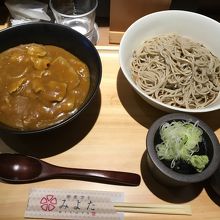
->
left=0, top=44, right=90, bottom=130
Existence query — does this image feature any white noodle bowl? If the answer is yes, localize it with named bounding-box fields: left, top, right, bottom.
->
left=119, top=10, right=220, bottom=113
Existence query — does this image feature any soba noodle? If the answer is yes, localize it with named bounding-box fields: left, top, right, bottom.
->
left=130, top=34, right=220, bottom=109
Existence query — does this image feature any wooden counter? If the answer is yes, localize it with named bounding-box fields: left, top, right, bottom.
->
left=0, top=47, right=220, bottom=220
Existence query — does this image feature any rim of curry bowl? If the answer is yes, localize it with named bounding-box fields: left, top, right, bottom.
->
left=0, top=22, right=102, bottom=134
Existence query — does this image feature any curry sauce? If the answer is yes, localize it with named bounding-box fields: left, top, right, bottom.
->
left=0, top=44, right=90, bottom=130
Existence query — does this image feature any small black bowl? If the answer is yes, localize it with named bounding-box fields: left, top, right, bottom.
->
left=0, top=22, right=102, bottom=135
left=146, top=113, right=220, bottom=186
left=209, top=165, right=220, bottom=197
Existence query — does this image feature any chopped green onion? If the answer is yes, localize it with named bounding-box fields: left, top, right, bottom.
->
left=156, top=121, right=209, bottom=172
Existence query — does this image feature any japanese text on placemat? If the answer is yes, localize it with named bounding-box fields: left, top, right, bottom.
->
left=40, top=194, right=97, bottom=216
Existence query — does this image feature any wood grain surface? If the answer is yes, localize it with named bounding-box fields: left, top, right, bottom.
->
left=0, top=47, right=220, bottom=220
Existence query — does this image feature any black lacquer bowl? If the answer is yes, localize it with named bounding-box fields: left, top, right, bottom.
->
left=146, top=113, right=220, bottom=186
left=0, top=22, right=102, bottom=135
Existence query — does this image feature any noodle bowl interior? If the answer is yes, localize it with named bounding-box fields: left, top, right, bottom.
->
left=130, top=34, right=220, bottom=109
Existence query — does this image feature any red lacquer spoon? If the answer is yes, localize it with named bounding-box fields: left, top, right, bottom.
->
left=0, top=153, right=141, bottom=186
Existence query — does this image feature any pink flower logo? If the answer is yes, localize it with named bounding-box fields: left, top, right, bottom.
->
left=40, top=194, right=57, bottom=211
